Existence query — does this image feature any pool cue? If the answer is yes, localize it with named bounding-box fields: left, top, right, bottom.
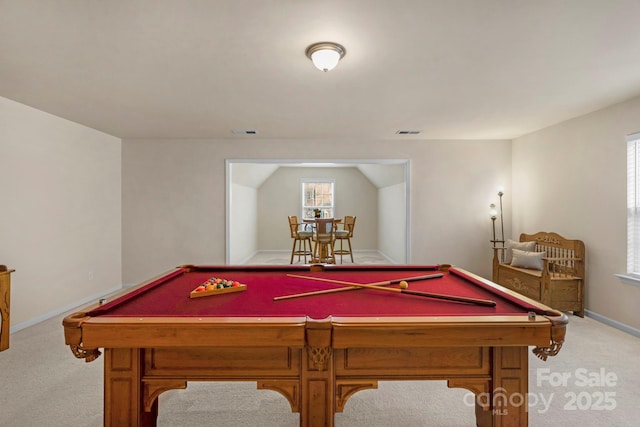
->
left=274, top=273, right=443, bottom=301
left=282, top=274, right=496, bottom=307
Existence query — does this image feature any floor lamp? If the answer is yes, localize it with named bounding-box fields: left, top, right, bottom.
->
left=490, top=188, right=505, bottom=261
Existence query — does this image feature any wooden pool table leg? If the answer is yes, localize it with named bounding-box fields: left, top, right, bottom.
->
left=301, top=319, right=335, bottom=427
left=485, top=346, right=529, bottom=427
left=104, top=348, right=157, bottom=427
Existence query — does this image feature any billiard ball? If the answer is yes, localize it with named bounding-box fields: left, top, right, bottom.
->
left=399, top=280, right=409, bottom=289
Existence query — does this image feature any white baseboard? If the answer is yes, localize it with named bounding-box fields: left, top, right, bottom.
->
left=10, top=285, right=123, bottom=334
left=237, top=250, right=260, bottom=265
left=241, top=249, right=396, bottom=264
left=373, top=250, right=398, bottom=264
left=586, top=309, right=640, bottom=338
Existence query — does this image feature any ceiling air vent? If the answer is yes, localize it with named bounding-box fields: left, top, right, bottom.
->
left=231, top=129, right=258, bottom=135
left=395, top=130, right=421, bottom=135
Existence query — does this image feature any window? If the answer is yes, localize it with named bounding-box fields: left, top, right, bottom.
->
left=627, top=132, right=640, bottom=275
left=302, top=180, right=334, bottom=219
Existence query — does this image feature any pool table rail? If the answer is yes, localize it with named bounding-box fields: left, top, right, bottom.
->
left=451, top=267, right=569, bottom=360
left=63, top=312, right=309, bottom=361
left=332, top=313, right=567, bottom=353
left=63, top=311, right=567, bottom=364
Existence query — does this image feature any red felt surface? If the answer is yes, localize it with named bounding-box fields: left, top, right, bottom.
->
left=90, top=265, right=545, bottom=319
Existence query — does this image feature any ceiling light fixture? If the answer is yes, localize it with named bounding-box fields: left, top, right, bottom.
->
left=305, top=42, right=346, bottom=72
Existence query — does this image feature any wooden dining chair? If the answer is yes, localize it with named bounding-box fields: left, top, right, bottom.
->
left=288, top=216, right=313, bottom=264
left=333, top=216, right=356, bottom=263
left=312, top=218, right=337, bottom=264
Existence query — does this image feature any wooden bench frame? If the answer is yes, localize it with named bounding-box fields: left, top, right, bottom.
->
left=492, top=232, right=585, bottom=317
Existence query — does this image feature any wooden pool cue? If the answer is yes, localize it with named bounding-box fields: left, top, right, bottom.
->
left=274, top=273, right=443, bottom=301
left=281, top=274, right=496, bottom=307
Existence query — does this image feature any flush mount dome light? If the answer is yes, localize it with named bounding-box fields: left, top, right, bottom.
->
left=305, top=42, right=346, bottom=72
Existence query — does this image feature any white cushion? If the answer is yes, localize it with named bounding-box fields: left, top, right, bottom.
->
left=504, top=239, right=536, bottom=264
left=510, top=249, right=546, bottom=270
left=335, top=230, right=349, bottom=237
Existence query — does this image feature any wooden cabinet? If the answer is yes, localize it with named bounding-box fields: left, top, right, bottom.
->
left=0, top=265, right=15, bottom=351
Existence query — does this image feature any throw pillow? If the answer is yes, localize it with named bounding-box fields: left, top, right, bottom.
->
left=510, top=249, right=546, bottom=270
left=504, top=239, right=536, bottom=264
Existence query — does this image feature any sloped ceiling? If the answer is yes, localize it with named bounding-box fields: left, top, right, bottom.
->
left=230, top=162, right=406, bottom=189
left=357, top=164, right=405, bottom=188
left=230, top=163, right=279, bottom=188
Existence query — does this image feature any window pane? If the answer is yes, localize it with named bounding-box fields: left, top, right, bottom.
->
left=627, top=134, right=640, bottom=274
left=302, top=180, right=334, bottom=219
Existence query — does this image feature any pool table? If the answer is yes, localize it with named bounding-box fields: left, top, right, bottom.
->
left=63, top=264, right=567, bottom=427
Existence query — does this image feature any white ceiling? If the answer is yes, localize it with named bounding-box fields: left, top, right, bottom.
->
left=2, top=0, right=640, bottom=141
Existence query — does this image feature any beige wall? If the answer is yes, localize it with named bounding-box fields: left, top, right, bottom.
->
left=229, top=182, right=258, bottom=263
left=121, top=139, right=224, bottom=284
left=0, top=96, right=121, bottom=330
left=379, top=182, right=407, bottom=263
left=122, top=138, right=509, bottom=285
left=513, top=95, right=640, bottom=331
